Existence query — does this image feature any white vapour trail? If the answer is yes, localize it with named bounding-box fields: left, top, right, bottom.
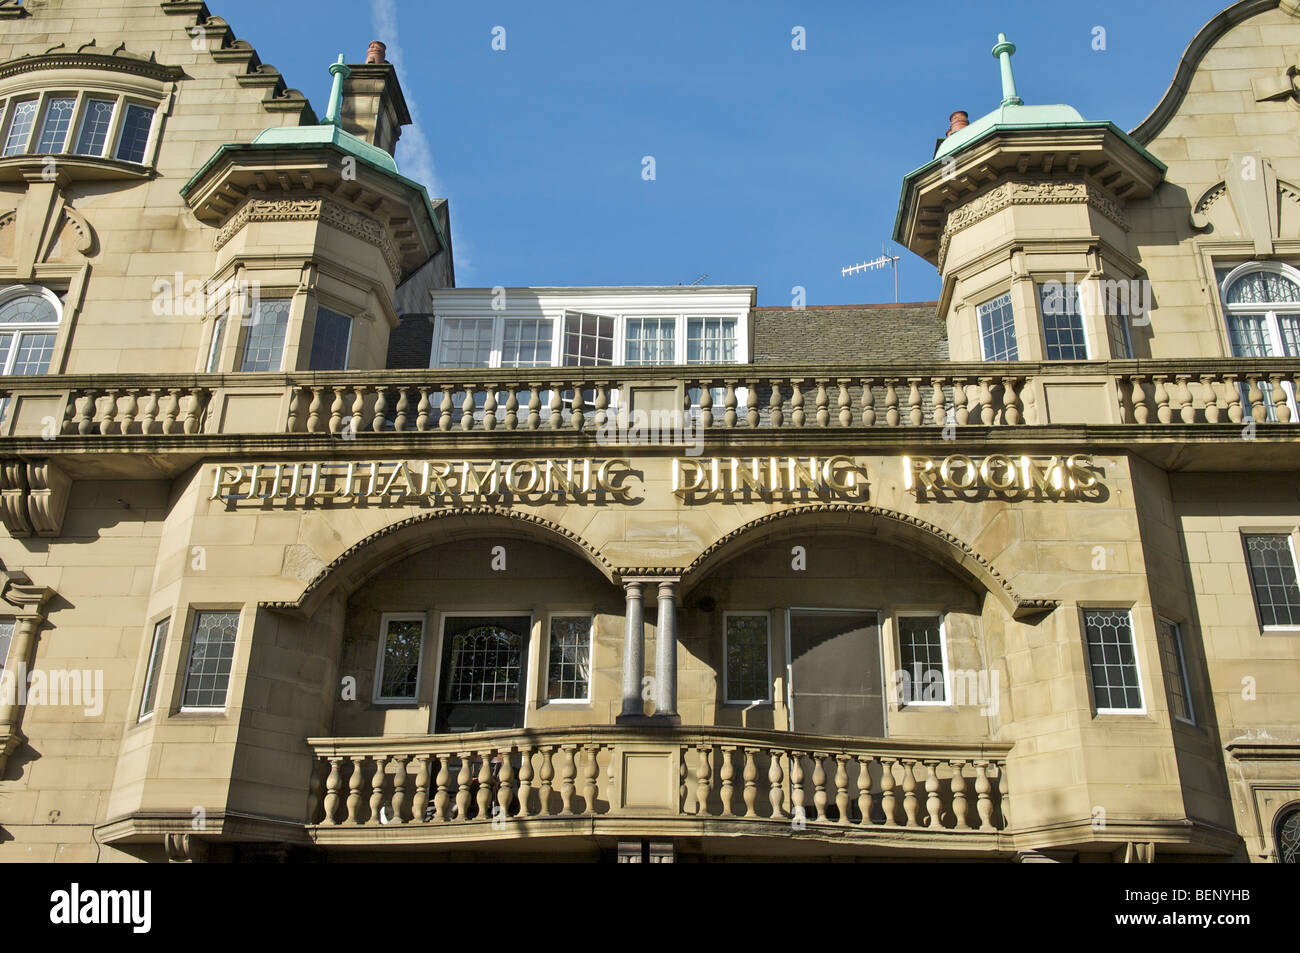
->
left=370, top=0, right=441, bottom=197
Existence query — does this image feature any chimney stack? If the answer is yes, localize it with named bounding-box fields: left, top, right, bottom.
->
left=946, top=110, right=969, bottom=137
left=339, top=41, right=410, bottom=158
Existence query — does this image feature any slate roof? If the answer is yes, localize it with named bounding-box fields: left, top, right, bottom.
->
left=751, top=302, right=946, bottom=364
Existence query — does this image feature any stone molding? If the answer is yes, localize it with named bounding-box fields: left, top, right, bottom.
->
left=0, top=49, right=185, bottom=83
left=0, top=458, right=72, bottom=538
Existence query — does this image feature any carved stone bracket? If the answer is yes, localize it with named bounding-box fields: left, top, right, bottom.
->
left=0, top=459, right=72, bottom=538
left=164, top=833, right=211, bottom=863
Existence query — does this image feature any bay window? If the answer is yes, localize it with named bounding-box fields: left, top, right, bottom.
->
left=0, top=90, right=157, bottom=163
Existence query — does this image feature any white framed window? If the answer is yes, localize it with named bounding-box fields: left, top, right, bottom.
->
left=546, top=614, right=592, bottom=702
left=308, top=306, right=352, bottom=371
left=686, top=317, right=737, bottom=364
left=723, top=612, right=771, bottom=704
left=138, top=617, right=169, bottom=722
left=1037, top=282, right=1089, bottom=360
left=977, top=292, right=1018, bottom=361
left=435, top=317, right=493, bottom=368
left=1156, top=617, right=1194, bottom=725
left=1242, top=533, right=1300, bottom=631
left=562, top=311, right=616, bottom=366
left=374, top=612, right=425, bottom=703
left=1082, top=608, right=1145, bottom=714
left=625, top=316, right=676, bottom=365
left=0, top=91, right=157, bottom=163
left=895, top=612, right=950, bottom=706
left=180, top=610, right=239, bottom=711
left=0, top=284, right=61, bottom=376
left=1221, top=262, right=1300, bottom=358
left=501, top=318, right=553, bottom=368
left=239, top=298, right=291, bottom=372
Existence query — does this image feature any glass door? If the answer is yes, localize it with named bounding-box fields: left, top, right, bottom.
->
left=435, top=615, right=531, bottom=733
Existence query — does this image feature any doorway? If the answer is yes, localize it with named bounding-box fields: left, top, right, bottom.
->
left=785, top=608, right=884, bottom=737
left=434, top=614, right=532, bottom=733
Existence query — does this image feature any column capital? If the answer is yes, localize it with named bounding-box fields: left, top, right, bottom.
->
left=2, top=571, right=55, bottom=620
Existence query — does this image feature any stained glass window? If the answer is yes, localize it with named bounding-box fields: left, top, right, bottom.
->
left=1083, top=609, right=1143, bottom=712
left=725, top=614, right=770, bottom=702
left=181, top=611, right=239, bottom=709
left=978, top=293, right=1019, bottom=361
left=376, top=616, right=424, bottom=701
left=547, top=616, right=592, bottom=701
left=1243, top=534, right=1300, bottom=629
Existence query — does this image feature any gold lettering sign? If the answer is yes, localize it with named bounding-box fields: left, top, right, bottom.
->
left=903, top=453, right=1100, bottom=499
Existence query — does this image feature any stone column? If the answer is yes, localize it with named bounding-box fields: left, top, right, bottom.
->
left=0, top=572, right=55, bottom=776
left=653, top=580, right=680, bottom=723
left=618, top=581, right=645, bottom=720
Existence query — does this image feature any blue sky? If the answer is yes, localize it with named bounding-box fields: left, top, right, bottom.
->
left=212, top=0, right=1228, bottom=305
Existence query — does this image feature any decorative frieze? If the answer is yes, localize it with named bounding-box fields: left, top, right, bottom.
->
left=214, top=197, right=401, bottom=280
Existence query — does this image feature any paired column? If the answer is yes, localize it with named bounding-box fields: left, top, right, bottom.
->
left=0, top=572, right=56, bottom=775
left=616, top=577, right=679, bottom=724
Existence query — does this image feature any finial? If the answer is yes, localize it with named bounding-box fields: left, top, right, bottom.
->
left=991, top=32, right=1023, bottom=107
left=323, top=53, right=350, bottom=126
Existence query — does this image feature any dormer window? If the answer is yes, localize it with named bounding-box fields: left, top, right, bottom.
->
left=0, top=91, right=158, bottom=164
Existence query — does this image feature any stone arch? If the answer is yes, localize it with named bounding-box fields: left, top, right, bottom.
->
left=260, top=505, right=616, bottom=617
left=679, top=503, right=1057, bottom=620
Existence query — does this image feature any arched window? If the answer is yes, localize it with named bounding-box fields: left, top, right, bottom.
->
left=0, top=285, right=61, bottom=375
left=1278, top=806, right=1300, bottom=864
left=1221, top=263, right=1300, bottom=357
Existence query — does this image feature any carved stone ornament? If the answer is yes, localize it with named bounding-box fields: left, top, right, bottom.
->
left=0, top=459, right=72, bottom=538
left=214, top=197, right=400, bottom=280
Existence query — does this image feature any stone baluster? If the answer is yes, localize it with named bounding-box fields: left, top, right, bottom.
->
left=582, top=745, right=600, bottom=812
left=95, top=390, right=117, bottom=434
left=906, top=378, right=923, bottom=426
left=139, top=390, right=159, bottom=434
left=1201, top=375, right=1221, bottom=423
left=479, top=386, right=496, bottom=431
left=923, top=760, right=942, bottom=828
left=549, top=387, right=563, bottom=429
left=768, top=749, right=786, bottom=818
left=1003, top=378, right=1022, bottom=425
left=323, top=757, right=343, bottom=826
left=559, top=745, right=578, bottom=815
left=977, top=378, right=994, bottom=425
left=997, top=760, right=1010, bottom=830
left=393, top=388, right=410, bottom=431
left=516, top=746, right=534, bottom=817
left=698, top=381, right=713, bottom=429
left=391, top=755, right=409, bottom=823
left=789, top=378, right=805, bottom=427
left=1272, top=375, right=1292, bottom=423
left=307, top=762, right=324, bottom=826
left=538, top=747, right=555, bottom=815
left=742, top=749, right=759, bottom=818
left=117, top=390, right=138, bottom=433
left=75, top=391, right=97, bottom=435
left=861, top=378, right=876, bottom=426
left=811, top=752, right=828, bottom=821
left=526, top=386, right=542, bottom=430
left=1248, top=375, right=1266, bottom=422
left=461, top=386, right=477, bottom=431
left=455, top=753, right=473, bottom=821
left=498, top=749, right=516, bottom=820
left=367, top=755, right=387, bottom=825
left=723, top=381, right=738, bottom=428
left=570, top=386, right=585, bottom=431
left=745, top=383, right=760, bottom=427
left=476, top=753, right=494, bottom=820
left=345, top=756, right=365, bottom=825
left=695, top=744, right=713, bottom=815
left=836, top=379, right=852, bottom=427
left=412, top=754, right=430, bottom=824
left=372, top=388, right=389, bottom=432
left=350, top=387, right=366, bottom=437
left=974, top=760, right=994, bottom=831
left=815, top=379, right=831, bottom=427
left=1154, top=375, right=1172, bottom=424
left=433, top=754, right=451, bottom=822
left=305, top=387, right=324, bottom=433
left=857, top=756, right=875, bottom=826
left=284, top=388, right=303, bottom=433
left=1130, top=375, right=1150, bottom=425
left=880, top=758, right=898, bottom=827
left=1176, top=375, right=1195, bottom=424
left=719, top=747, right=736, bottom=817
left=1224, top=374, right=1242, bottom=424
left=834, top=755, right=851, bottom=825
left=953, top=378, right=969, bottom=425
left=931, top=378, right=945, bottom=426
left=884, top=379, right=900, bottom=426
left=500, top=385, right=517, bottom=431
left=187, top=389, right=210, bottom=434
left=680, top=748, right=689, bottom=812
left=950, top=759, right=969, bottom=830
left=901, top=759, right=919, bottom=827
left=438, top=386, right=454, bottom=431
left=768, top=379, right=784, bottom=428
left=327, top=387, right=345, bottom=435
left=410, top=387, right=427, bottom=431
left=594, top=383, right=609, bottom=430
left=789, top=753, right=806, bottom=822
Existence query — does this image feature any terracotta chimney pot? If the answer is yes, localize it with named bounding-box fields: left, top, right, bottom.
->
left=366, top=41, right=388, bottom=65
left=946, top=110, right=969, bottom=136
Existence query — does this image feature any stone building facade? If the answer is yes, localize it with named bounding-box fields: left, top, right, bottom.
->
left=0, top=0, right=1297, bottom=863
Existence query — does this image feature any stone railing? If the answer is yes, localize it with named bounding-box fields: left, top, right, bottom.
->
left=0, top=358, right=1295, bottom=438
left=304, top=726, right=1012, bottom=848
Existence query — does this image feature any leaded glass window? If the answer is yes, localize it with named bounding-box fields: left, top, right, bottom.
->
left=725, top=614, right=770, bottom=702
left=1157, top=617, right=1194, bottom=724
left=181, top=610, right=239, bottom=709
left=35, top=97, right=76, bottom=153
left=1083, top=609, right=1143, bottom=712
left=1038, top=283, right=1089, bottom=360
left=978, top=292, right=1018, bottom=361
left=74, top=98, right=116, bottom=156
left=897, top=614, right=947, bottom=704
left=1278, top=809, right=1300, bottom=864
left=1243, top=534, right=1300, bottom=629
left=446, top=624, right=523, bottom=703
left=376, top=615, right=424, bottom=701
left=308, top=306, right=351, bottom=371
left=547, top=615, right=592, bottom=701
left=2, top=98, right=38, bottom=155
left=115, top=103, right=154, bottom=163
left=0, top=287, right=61, bottom=377
left=239, top=298, right=290, bottom=372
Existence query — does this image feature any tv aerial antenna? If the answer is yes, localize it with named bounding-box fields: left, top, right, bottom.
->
left=842, top=245, right=901, bottom=302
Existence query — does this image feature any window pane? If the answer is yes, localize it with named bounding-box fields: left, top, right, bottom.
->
left=978, top=293, right=1018, bottom=360
left=1083, top=609, right=1143, bottom=711
left=2, top=98, right=38, bottom=155
left=687, top=317, right=736, bottom=364
left=1244, top=534, right=1300, bottom=628
left=1106, top=293, right=1134, bottom=359
left=308, top=306, right=351, bottom=370
left=1226, top=270, right=1300, bottom=305
left=500, top=318, right=553, bottom=367
left=74, top=98, right=115, bottom=156
left=1226, top=313, right=1274, bottom=357
left=0, top=292, right=57, bottom=325
left=378, top=618, right=423, bottom=700
left=1279, top=809, right=1300, bottom=864
left=446, top=624, right=523, bottom=703
left=0, top=333, right=12, bottom=371
left=239, top=299, right=290, bottom=372
left=725, top=615, right=770, bottom=701
left=626, top=317, right=676, bottom=365
left=138, top=618, right=170, bottom=720
left=181, top=610, right=239, bottom=709
left=1038, top=284, right=1088, bottom=360
left=897, top=615, right=946, bottom=703
left=562, top=312, right=614, bottom=366
left=1156, top=618, right=1193, bottom=723
left=1278, top=314, right=1300, bottom=357
left=35, top=97, right=77, bottom=153
left=0, top=618, right=13, bottom=673
left=9, top=332, right=54, bottom=375
left=206, top=314, right=225, bottom=372
left=547, top=616, right=592, bottom=700
left=114, top=104, right=154, bottom=163
left=436, top=318, right=493, bottom=367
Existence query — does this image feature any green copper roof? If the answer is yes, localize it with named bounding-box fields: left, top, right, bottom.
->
left=251, top=121, right=400, bottom=175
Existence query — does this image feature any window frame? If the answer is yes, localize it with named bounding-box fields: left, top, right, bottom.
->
left=1081, top=607, right=1147, bottom=716
left=722, top=611, right=773, bottom=705
left=237, top=296, right=292, bottom=373
left=0, top=88, right=159, bottom=164
left=1219, top=261, right=1300, bottom=358
left=544, top=612, right=594, bottom=704
left=372, top=611, right=427, bottom=705
left=976, top=291, right=1019, bottom=361
left=137, top=616, right=170, bottom=723
left=1156, top=615, right=1195, bottom=726
left=178, top=608, right=241, bottom=713
left=307, top=303, right=354, bottom=372
left=1241, top=530, right=1300, bottom=633
left=0, top=284, right=63, bottom=377
left=893, top=610, right=951, bottom=708
left=1036, top=281, right=1091, bottom=361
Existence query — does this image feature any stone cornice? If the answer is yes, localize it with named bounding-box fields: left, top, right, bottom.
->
left=0, top=50, right=185, bottom=84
